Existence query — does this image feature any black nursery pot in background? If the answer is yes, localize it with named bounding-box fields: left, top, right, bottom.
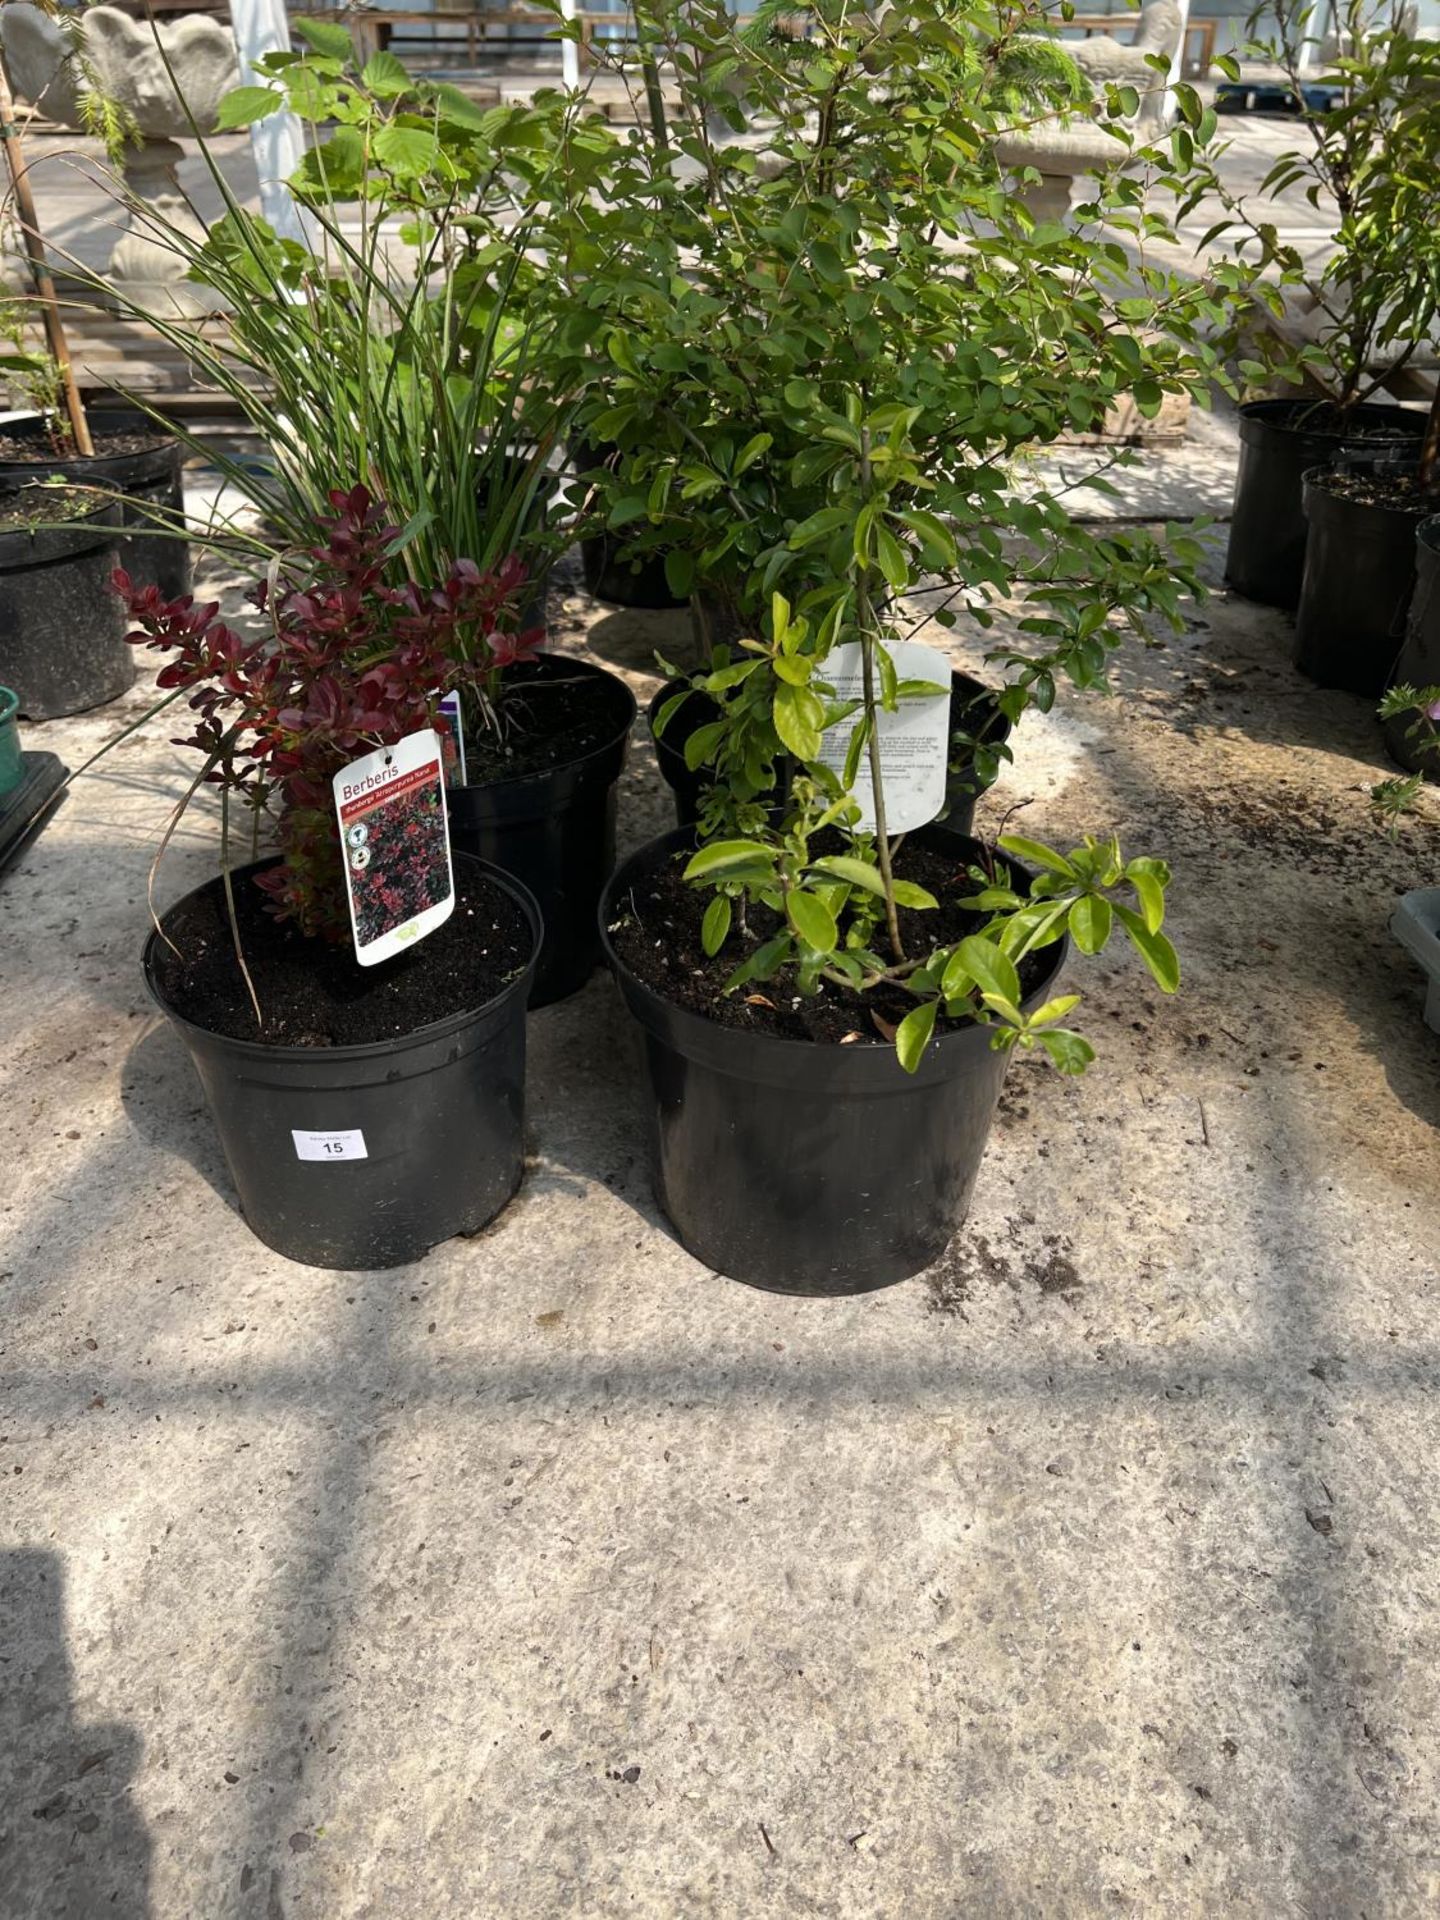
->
left=600, top=825, right=1067, bottom=1296
left=1386, top=515, right=1440, bottom=775
left=1294, top=458, right=1439, bottom=697
left=448, top=654, right=636, bottom=1006
left=144, top=854, right=540, bottom=1270
left=0, top=408, right=191, bottom=599
left=0, top=496, right=132, bottom=719
left=1226, top=399, right=1424, bottom=610
left=648, top=670, right=1010, bottom=835
left=570, top=437, right=686, bottom=610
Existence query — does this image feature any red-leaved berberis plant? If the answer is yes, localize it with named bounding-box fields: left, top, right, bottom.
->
left=118, top=484, right=539, bottom=940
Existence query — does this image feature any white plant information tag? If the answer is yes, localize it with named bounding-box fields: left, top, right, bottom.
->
left=818, top=640, right=951, bottom=833
left=292, top=1128, right=368, bottom=1163
left=332, top=728, right=455, bottom=968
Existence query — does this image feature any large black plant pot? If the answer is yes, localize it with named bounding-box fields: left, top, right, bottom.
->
left=648, top=671, right=1010, bottom=835
left=0, top=497, right=132, bottom=718
left=600, top=825, right=1067, bottom=1295
left=0, top=408, right=191, bottom=599
left=1385, top=515, right=1440, bottom=776
left=145, top=854, right=541, bottom=1270
left=1226, top=399, right=1424, bottom=610
left=1294, top=458, right=1438, bottom=697
left=448, top=654, right=636, bottom=1006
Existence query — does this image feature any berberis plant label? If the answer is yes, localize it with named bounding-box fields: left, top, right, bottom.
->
left=818, top=640, right=951, bottom=832
left=332, top=728, right=455, bottom=966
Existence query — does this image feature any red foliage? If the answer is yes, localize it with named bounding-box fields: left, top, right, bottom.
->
left=117, top=485, right=540, bottom=941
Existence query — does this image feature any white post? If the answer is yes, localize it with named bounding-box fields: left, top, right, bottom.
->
left=227, top=0, right=312, bottom=246
left=559, top=0, right=581, bottom=89
left=1164, top=0, right=1194, bottom=120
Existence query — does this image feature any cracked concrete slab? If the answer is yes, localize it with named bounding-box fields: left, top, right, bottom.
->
left=2, top=421, right=1440, bottom=1918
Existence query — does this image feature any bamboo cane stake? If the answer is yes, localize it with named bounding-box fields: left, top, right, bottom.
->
left=0, top=50, right=93, bottom=455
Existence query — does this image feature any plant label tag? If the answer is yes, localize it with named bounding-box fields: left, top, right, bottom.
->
left=332, top=728, right=455, bottom=968
left=435, top=691, right=467, bottom=786
left=292, top=1128, right=368, bottom=1162
left=818, top=640, right=951, bottom=833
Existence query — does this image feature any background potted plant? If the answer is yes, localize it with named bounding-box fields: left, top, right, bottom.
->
left=69, top=43, right=637, bottom=1002
left=1213, top=0, right=1440, bottom=612
left=119, top=484, right=542, bottom=1269
left=516, top=0, right=1245, bottom=838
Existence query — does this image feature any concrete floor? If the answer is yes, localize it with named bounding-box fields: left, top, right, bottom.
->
left=3, top=417, right=1440, bottom=1918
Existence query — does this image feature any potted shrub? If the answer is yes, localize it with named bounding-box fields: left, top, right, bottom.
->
left=1211, top=3, right=1440, bottom=608
left=1294, top=375, right=1440, bottom=697
left=513, top=0, right=1244, bottom=834
left=0, top=71, right=147, bottom=709
left=116, top=485, right=543, bottom=1269
left=73, top=49, right=636, bottom=1003
left=601, top=400, right=1183, bottom=1293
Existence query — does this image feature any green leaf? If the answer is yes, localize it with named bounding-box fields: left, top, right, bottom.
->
left=215, top=86, right=282, bottom=130
left=432, top=81, right=491, bottom=130
left=683, top=721, right=726, bottom=772
left=1027, top=994, right=1083, bottom=1026
left=873, top=520, right=910, bottom=593
left=1068, top=894, right=1113, bottom=955
left=665, top=550, right=695, bottom=599
left=810, top=854, right=887, bottom=896
left=786, top=889, right=838, bottom=955
left=940, top=948, right=974, bottom=1001
left=772, top=655, right=812, bottom=686
left=684, top=838, right=778, bottom=881
left=734, top=433, right=772, bottom=475
left=1130, top=870, right=1165, bottom=934
left=997, top=835, right=1076, bottom=877
left=788, top=505, right=851, bottom=549
left=897, top=509, right=957, bottom=569
left=701, top=894, right=732, bottom=958
left=1037, top=1028, right=1096, bottom=1074
left=895, top=999, right=938, bottom=1074
left=1114, top=903, right=1180, bottom=993
left=653, top=691, right=688, bottom=738
left=958, top=936, right=1021, bottom=1008
left=292, top=16, right=355, bottom=59
left=773, top=681, right=824, bottom=762
left=361, top=51, right=411, bottom=95
left=373, top=122, right=440, bottom=177
left=889, top=881, right=938, bottom=910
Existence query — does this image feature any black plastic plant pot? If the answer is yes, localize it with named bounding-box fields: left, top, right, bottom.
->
left=1294, top=458, right=1436, bottom=697
left=600, top=825, right=1068, bottom=1296
left=448, top=654, right=636, bottom=1007
left=0, top=685, right=21, bottom=797
left=0, top=409, right=191, bottom=598
left=648, top=671, right=1009, bottom=835
left=1386, top=515, right=1440, bottom=776
left=0, top=498, right=132, bottom=718
left=1226, top=399, right=1424, bottom=610
left=143, top=854, right=541, bottom=1270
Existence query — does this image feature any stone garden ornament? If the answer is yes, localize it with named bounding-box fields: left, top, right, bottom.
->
left=0, top=3, right=238, bottom=316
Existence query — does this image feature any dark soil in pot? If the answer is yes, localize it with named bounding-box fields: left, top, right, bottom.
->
left=0, top=409, right=191, bottom=599
left=602, top=824, right=1067, bottom=1294
left=146, top=853, right=539, bottom=1268
left=648, top=670, right=1009, bottom=835
left=153, top=853, right=533, bottom=1046
left=0, top=490, right=132, bottom=719
left=1226, top=398, right=1424, bottom=610
left=448, top=652, right=636, bottom=1006
left=1294, top=457, right=1440, bottom=697
left=1386, top=514, right=1440, bottom=777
